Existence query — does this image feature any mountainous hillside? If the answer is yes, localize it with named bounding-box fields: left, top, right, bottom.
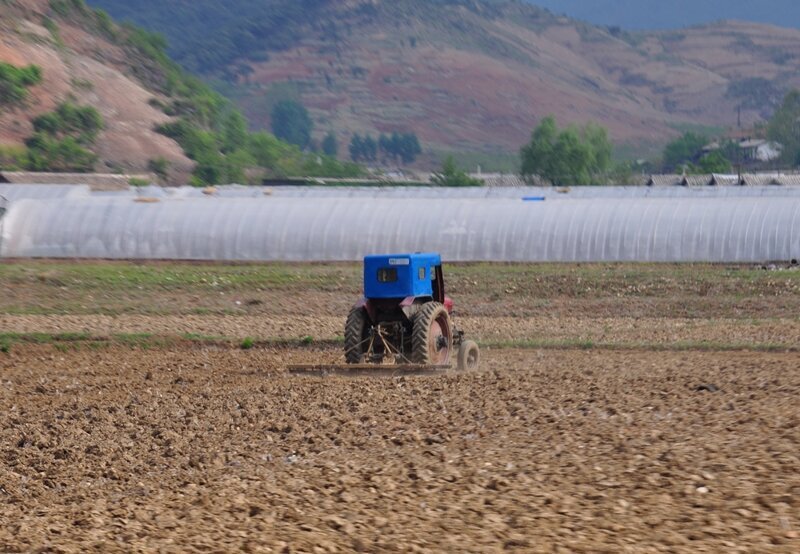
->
left=0, top=1, right=358, bottom=184
left=0, top=0, right=192, bottom=179
left=86, top=0, right=800, bottom=160
left=528, top=0, right=800, bottom=31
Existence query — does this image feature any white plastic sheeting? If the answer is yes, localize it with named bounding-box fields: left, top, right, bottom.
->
left=0, top=184, right=90, bottom=201
left=273, top=185, right=800, bottom=199
left=1, top=196, right=798, bottom=262
left=6, top=183, right=800, bottom=201
left=83, top=185, right=800, bottom=200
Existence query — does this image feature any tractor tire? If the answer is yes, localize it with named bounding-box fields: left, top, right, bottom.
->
left=411, top=302, right=453, bottom=365
left=344, top=307, right=369, bottom=364
left=457, top=340, right=480, bottom=371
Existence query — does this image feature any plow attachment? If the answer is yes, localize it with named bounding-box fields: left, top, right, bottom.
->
left=287, top=363, right=452, bottom=377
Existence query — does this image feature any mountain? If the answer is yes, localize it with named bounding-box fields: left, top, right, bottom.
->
left=1, top=0, right=352, bottom=185
left=527, top=1, right=800, bottom=31
left=0, top=0, right=192, bottom=179
left=84, top=0, right=800, bottom=160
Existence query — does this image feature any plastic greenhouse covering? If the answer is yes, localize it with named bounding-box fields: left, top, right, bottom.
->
left=261, top=185, right=800, bottom=200
left=96, top=185, right=800, bottom=200
left=0, top=184, right=91, bottom=201
left=1, top=196, right=798, bottom=262
left=8, top=184, right=800, bottom=202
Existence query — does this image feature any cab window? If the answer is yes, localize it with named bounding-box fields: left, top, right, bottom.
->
left=378, top=268, right=397, bottom=282
left=418, top=267, right=426, bottom=280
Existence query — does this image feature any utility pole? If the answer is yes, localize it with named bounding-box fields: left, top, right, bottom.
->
left=736, top=104, right=742, bottom=183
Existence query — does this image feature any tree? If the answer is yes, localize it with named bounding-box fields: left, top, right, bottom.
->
left=221, top=110, right=248, bottom=153
left=520, top=116, right=613, bottom=185
left=377, top=131, right=421, bottom=164
left=767, top=89, right=800, bottom=166
left=350, top=133, right=378, bottom=162
left=349, top=134, right=364, bottom=161
left=362, top=135, right=377, bottom=162
left=697, top=151, right=732, bottom=174
left=321, top=132, right=338, bottom=157
left=397, top=133, right=422, bottom=164
left=270, top=100, right=312, bottom=149
left=378, top=133, right=392, bottom=162
left=662, top=132, right=708, bottom=172
left=430, top=156, right=483, bottom=187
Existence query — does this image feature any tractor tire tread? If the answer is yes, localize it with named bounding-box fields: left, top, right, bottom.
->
left=411, top=302, right=451, bottom=365
left=344, top=307, right=368, bottom=364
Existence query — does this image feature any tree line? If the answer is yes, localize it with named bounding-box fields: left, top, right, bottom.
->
left=515, top=87, right=800, bottom=186
left=349, top=132, right=421, bottom=164
left=269, top=99, right=423, bottom=165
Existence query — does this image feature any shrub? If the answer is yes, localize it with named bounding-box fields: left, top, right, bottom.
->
left=431, top=156, right=483, bottom=187
left=148, top=157, right=170, bottom=179
left=24, top=134, right=97, bottom=172
left=240, top=337, right=255, bottom=350
left=0, top=63, right=43, bottom=106
left=32, top=102, right=103, bottom=144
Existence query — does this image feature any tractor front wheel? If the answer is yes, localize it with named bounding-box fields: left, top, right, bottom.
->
left=411, top=302, right=453, bottom=365
left=344, top=307, right=369, bottom=364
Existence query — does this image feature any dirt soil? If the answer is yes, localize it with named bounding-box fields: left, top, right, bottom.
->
left=2, top=313, right=800, bottom=349
left=1, top=344, right=798, bottom=552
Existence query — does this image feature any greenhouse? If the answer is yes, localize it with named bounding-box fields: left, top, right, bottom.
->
left=0, top=184, right=91, bottom=201
left=1, top=196, right=798, bottom=263
left=98, top=184, right=800, bottom=200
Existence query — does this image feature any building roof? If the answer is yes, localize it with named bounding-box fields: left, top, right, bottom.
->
left=740, top=174, right=779, bottom=186
left=739, top=139, right=769, bottom=149
left=710, top=174, right=740, bottom=186
left=682, top=175, right=712, bottom=187
left=647, top=174, right=684, bottom=187
left=0, top=172, right=154, bottom=191
left=775, top=174, right=800, bottom=186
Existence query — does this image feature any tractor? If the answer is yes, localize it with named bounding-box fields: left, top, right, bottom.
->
left=343, top=253, right=479, bottom=371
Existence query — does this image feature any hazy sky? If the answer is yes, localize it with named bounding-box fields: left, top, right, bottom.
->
left=528, top=0, right=799, bottom=30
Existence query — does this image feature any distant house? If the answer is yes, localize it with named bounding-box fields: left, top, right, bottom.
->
left=738, top=139, right=782, bottom=163
left=0, top=171, right=153, bottom=191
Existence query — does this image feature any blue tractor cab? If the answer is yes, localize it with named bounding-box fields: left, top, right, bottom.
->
left=363, top=253, right=442, bottom=300
left=345, top=253, right=479, bottom=370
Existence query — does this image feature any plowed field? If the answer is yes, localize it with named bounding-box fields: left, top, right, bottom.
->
left=1, top=262, right=799, bottom=552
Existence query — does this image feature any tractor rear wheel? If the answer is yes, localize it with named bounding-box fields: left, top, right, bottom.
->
left=411, top=302, right=453, bottom=365
left=457, top=340, right=480, bottom=371
left=344, top=307, right=369, bottom=364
